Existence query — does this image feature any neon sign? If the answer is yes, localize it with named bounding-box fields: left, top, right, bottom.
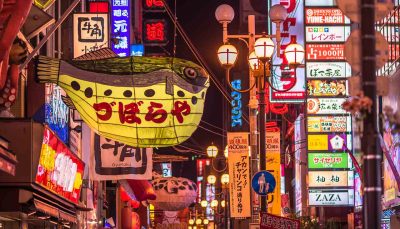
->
left=111, top=0, right=130, bottom=57
left=231, top=79, right=242, bottom=128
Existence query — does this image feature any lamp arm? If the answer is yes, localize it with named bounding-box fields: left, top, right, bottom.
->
left=226, top=68, right=256, bottom=93
left=267, top=68, right=298, bottom=92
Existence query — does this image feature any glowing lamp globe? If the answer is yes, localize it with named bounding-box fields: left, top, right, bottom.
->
left=207, top=175, right=217, bottom=185
left=203, top=219, right=209, bottom=225
left=206, top=145, right=218, bottom=158
left=196, top=219, right=202, bottom=225
left=221, top=200, right=226, bottom=208
left=221, top=174, right=229, bottom=185
left=224, top=145, right=228, bottom=158
left=217, top=44, right=238, bottom=68
left=215, top=4, right=235, bottom=23
left=248, top=51, right=260, bottom=70
left=200, top=200, right=208, bottom=208
left=284, top=43, right=305, bottom=66
left=189, top=219, right=194, bottom=225
left=254, top=37, right=275, bottom=62
left=269, top=4, right=288, bottom=23
left=211, top=200, right=219, bottom=207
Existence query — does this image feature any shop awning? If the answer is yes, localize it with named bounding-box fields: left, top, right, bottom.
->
left=34, top=199, right=77, bottom=223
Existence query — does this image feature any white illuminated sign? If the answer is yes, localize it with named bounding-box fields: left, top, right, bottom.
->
left=309, top=189, right=354, bottom=206
left=307, top=98, right=348, bottom=115
left=306, top=62, right=351, bottom=78
left=309, top=171, right=354, bottom=187
left=73, top=13, right=109, bottom=58
left=306, top=26, right=351, bottom=42
left=305, top=0, right=336, bottom=6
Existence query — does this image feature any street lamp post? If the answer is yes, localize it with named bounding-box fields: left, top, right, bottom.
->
left=216, top=4, right=305, bottom=216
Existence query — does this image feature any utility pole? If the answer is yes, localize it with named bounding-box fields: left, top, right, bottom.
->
left=361, top=0, right=382, bottom=228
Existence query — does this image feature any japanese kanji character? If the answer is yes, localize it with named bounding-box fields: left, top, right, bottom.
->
left=118, top=102, right=142, bottom=124
left=171, top=101, right=191, bottom=123
left=145, top=102, right=168, bottom=123
left=93, top=102, right=115, bottom=121
left=146, top=22, right=165, bottom=41
left=101, top=138, right=124, bottom=156
left=114, top=20, right=128, bottom=33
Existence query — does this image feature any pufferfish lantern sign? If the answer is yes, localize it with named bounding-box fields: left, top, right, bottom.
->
left=35, top=48, right=209, bottom=147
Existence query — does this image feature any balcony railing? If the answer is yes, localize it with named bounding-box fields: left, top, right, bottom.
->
left=376, top=1, right=400, bottom=77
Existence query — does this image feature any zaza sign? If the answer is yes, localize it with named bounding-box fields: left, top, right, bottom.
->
left=309, top=189, right=354, bottom=206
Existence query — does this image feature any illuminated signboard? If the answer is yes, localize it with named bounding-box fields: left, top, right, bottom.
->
left=378, top=26, right=399, bottom=43
left=143, top=0, right=165, bottom=12
left=389, top=45, right=400, bottom=60
left=130, top=44, right=144, bottom=56
left=35, top=127, right=85, bottom=203
left=309, top=171, right=354, bottom=187
left=73, top=13, right=109, bottom=58
left=308, top=134, right=352, bottom=151
left=305, top=8, right=350, bottom=24
left=231, top=79, right=242, bottom=128
left=161, top=163, right=172, bottom=177
left=307, top=79, right=348, bottom=97
left=111, top=0, right=130, bottom=57
left=305, top=26, right=350, bottom=42
left=143, top=19, right=168, bottom=46
left=306, top=44, right=345, bottom=60
left=307, top=116, right=352, bottom=133
left=45, top=84, right=69, bottom=143
left=306, top=62, right=351, bottom=78
left=308, top=189, right=354, bottom=206
left=307, top=98, right=348, bottom=115
left=270, top=0, right=305, bottom=103
left=305, top=0, right=336, bottom=6
left=354, top=173, right=363, bottom=207
left=89, top=1, right=109, bottom=13
left=308, top=152, right=351, bottom=169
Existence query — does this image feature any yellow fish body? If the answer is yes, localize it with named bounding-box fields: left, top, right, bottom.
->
left=35, top=53, right=209, bottom=147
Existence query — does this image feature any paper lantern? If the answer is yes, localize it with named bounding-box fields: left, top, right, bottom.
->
left=149, top=177, right=197, bottom=211
left=131, top=212, right=140, bottom=229
left=35, top=48, right=209, bottom=147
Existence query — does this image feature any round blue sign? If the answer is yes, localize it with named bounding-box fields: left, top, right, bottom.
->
left=251, top=171, right=276, bottom=196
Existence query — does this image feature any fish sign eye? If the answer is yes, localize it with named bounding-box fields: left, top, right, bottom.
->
left=184, top=68, right=197, bottom=79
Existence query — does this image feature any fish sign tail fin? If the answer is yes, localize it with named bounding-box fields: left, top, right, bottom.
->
left=35, top=56, right=60, bottom=84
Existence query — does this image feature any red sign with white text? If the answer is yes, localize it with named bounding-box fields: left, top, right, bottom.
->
left=35, top=127, right=85, bottom=203
left=306, top=44, right=345, bottom=60
left=305, top=8, right=350, bottom=24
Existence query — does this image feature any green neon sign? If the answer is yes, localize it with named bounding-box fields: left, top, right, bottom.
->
left=308, top=152, right=351, bottom=169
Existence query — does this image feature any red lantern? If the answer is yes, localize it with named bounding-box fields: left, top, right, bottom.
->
left=131, top=212, right=140, bottom=229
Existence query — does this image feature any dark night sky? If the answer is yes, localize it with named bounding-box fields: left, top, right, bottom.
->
left=174, top=0, right=241, bottom=151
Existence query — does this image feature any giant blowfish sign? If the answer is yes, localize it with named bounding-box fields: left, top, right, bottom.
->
left=35, top=49, right=209, bottom=147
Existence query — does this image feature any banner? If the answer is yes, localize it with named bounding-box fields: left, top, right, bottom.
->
left=35, top=127, right=85, bottom=203
left=260, top=212, right=300, bottom=229
left=227, top=132, right=251, bottom=218
left=266, top=131, right=281, bottom=216
left=91, top=134, right=152, bottom=180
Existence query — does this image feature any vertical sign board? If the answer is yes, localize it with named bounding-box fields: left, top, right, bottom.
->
left=305, top=1, right=354, bottom=208
left=270, top=0, right=305, bottom=103
left=73, top=13, right=109, bottom=58
left=266, top=130, right=281, bottom=216
left=227, top=132, right=251, bottom=218
left=111, top=0, right=130, bottom=57
left=45, top=84, right=69, bottom=144
left=231, top=79, right=243, bottom=129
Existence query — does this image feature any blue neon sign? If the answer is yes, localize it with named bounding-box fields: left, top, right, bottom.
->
left=111, top=0, right=130, bottom=57
left=231, top=79, right=242, bottom=128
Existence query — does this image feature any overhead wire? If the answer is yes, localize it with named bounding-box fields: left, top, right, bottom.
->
left=200, top=120, right=226, bottom=133
left=161, top=0, right=250, bottom=124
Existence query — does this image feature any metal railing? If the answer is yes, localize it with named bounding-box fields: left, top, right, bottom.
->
left=375, top=1, right=400, bottom=77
